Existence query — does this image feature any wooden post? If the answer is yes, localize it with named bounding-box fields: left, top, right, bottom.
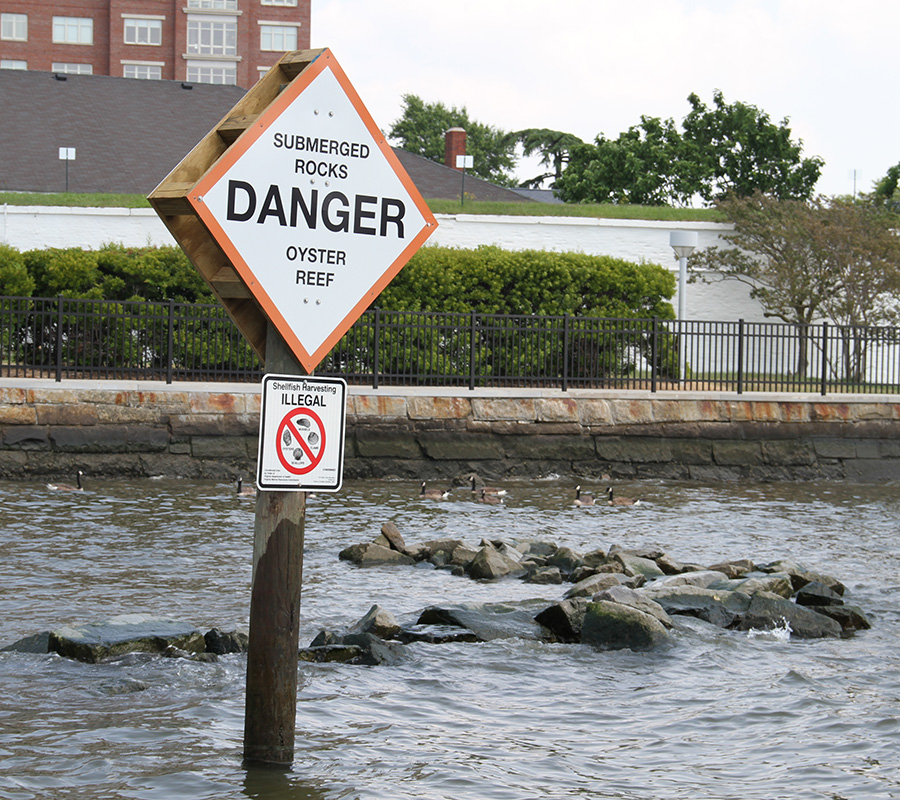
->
left=243, top=326, right=307, bottom=765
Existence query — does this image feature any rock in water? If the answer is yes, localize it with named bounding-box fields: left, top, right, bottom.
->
left=734, top=592, right=843, bottom=639
left=204, top=628, right=249, bottom=655
left=465, top=544, right=527, bottom=580
left=581, top=600, right=670, bottom=651
left=339, top=542, right=415, bottom=566
left=48, top=615, right=206, bottom=663
left=350, top=604, right=401, bottom=639
left=534, top=599, right=590, bottom=643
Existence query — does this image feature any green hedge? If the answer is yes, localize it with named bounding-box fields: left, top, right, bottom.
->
left=1, top=244, right=214, bottom=303
left=377, top=245, right=675, bottom=318
left=0, top=242, right=678, bottom=381
left=0, top=242, right=676, bottom=319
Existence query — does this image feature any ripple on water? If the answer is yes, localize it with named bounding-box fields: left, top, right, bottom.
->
left=0, top=478, right=899, bottom=800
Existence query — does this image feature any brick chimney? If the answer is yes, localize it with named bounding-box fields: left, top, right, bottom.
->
left=444, top=127, right=467, bottom=170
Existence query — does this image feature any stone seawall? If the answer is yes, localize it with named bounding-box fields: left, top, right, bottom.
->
left=1, top=380, right=899, bottom=483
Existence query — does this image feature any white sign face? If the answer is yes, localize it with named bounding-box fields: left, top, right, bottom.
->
left=58, top=147, right=75, bottom=160
left=256, top=374, right=347, bottom=492
left=189, top=50, right=437, bottom=372
left=455, top=155, right=473, bottom=169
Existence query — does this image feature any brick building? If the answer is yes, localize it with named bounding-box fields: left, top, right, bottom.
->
left=0, top=0, right=310, bottom=87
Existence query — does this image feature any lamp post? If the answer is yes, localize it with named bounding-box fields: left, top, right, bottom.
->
left=669, top=230, right=698, bottom=382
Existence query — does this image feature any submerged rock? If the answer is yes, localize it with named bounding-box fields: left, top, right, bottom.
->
left=581, top=601, right=670, bottom=651
left=733, top=592, right=843, bottom=639
left=795, top=580, right=843, bottom=607
left=417, top=602, right=545, bottom=641
left=331, top=524, right=871, bottom=649
left=592, top=585, right=673, bottom=629
left=563, top=573, right=633, bottom=599
left=339, top=542, right=416, bottom=566
left=304, top=628, right=406, bottom=666
left=523, top=565, right=563, bottom=584
left=707, top=559, right=756, bottom=578
left=48, top=615, right=206, bottom=663
left=350, top=604, right=401, bottom=639
left=811, top=604, right=871, bottom=634
left=465, top=543, right=527, bottom=580
left=642, top=584, right=751, bottom=628
left=534, top=598, right=590, bottom=643
left=204, top=628, right=249, bottom=655
left=5, top=619, right=250, bottom=663
left=379, top=521, right=408, bottom=555
left=2, top=631, right=51, bottom=654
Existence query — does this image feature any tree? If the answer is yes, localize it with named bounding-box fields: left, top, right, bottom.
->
left=690, top=192, right=900, bottom=379
left=682, top=90, right=823, bottom=202
left=813, top=199, right=900, bottom=381
left=515, top=128, right=584, bottom=189
left=556, top=91, right=822, bottom=206
left=871, top=162, right=900, bottom=209
left=555, top=116, right=702, bottom=206
left=689, top=193, right=834, bottom=375
left=388, top=94, right=518, bottom=187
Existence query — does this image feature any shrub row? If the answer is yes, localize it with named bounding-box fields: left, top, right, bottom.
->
left=0, top=243, right=213, bottom=303
left=0, top=243, right=675, bottom=318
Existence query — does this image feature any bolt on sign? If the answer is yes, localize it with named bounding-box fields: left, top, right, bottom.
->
left=148, top=49, right=438, bottom=372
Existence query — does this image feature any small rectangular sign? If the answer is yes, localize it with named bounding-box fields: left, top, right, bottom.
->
left=58, top=147, right=76, bottom=160
left=456, top=154, right=473, bottom=169
left=256, top=373, right=347, bottom=491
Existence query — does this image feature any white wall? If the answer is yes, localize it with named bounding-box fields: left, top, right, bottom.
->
left=0, top=204, right=764, bottom=321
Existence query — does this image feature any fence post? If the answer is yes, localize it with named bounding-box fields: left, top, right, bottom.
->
left=562, top=315, right=570, bottom=392
left=736, top=319, right=744, bottom=395
left=166, top=299, right=175, bottom=385
left=650, top=317, right=658, bottom=394
left=469, top=311, right=476, bottom=391
left=372, top=307, right=380, bottom=390
left=820, top=321, right=829, bottom=396
left=55, top=295, right=63, bottom=382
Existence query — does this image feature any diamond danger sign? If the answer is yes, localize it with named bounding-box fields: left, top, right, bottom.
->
left=257, top=374, right=347, bottom=491
left=185, top=49, right=437, bottom=372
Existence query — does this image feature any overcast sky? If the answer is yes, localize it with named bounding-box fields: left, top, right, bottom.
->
left=314, top=0, right=899, bottom=200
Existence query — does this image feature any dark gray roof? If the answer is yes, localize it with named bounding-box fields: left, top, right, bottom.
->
left=1, top=68, right=531, bottom=203
left=392, top=149, right=530, bottom=204
left=512, top=187, right=563, bottom=204
left=0, top=69, right=246, bottom=195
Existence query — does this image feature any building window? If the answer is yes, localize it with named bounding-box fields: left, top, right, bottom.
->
left=260, top=24, right=298, bottom=52
left=187, top=19, right=237, bottom=56
left=1, top=13, right=27, bottom=41
left=186, top=62, right=236, bottom=85
left=53, top=17, right=93, bottom=45
left=261, top=0, right=298, bottom=5
left=124, top=18, right=162, bottom=46
left=186, top=0, right=238, bottom=10
left=1, top=59, right=27, bottom=70
left=52, top=62, right=93, bottom=75
left=123, top=63, right=162, bottom=79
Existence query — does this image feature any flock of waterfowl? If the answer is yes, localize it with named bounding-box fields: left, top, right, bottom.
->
left=45, top=472, right=641, bottom=507
left=419, top=479, right=642, bottom=507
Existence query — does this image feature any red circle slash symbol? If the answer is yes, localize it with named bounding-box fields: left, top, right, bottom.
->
left=275, top=408, right=326, bottom=475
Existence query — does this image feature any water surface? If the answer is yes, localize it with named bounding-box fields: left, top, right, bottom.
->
left=0, top=478, right=898, bottom=799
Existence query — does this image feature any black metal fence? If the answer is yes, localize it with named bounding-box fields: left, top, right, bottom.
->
left=1, top=295, right=898, bottom=394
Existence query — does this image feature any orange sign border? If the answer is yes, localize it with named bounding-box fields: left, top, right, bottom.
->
left=186, top=49, right=437, bottom=372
